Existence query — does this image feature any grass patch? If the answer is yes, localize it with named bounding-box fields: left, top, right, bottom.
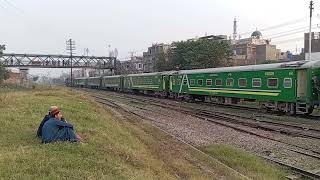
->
left=0, top=87, right=249, bottom=179
left=202, top=144, right=287, bottom=180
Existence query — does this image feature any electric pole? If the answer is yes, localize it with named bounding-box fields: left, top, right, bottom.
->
left=309, top=0, right=314, bottom=61
left=66, top=39, right=76, bottom=85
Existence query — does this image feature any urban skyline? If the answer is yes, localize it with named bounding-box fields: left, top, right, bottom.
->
left=0, top=0, right=319, bottom=77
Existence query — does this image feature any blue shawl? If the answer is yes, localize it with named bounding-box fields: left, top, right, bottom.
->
left=41, top=118, right=78, bottom=144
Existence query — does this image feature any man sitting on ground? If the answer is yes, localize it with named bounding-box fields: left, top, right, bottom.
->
left=37, top=106, right=59, bottom=138
left=41, top=107, right=82, bottom=144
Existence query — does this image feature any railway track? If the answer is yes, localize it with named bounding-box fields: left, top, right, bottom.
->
left=88, top=89, right=320, bottom=139
left=82, top=88, right=320, bottom=139
left=88, top=90, right=320, bottom=179
left=93, top=93, right=251, bottom=180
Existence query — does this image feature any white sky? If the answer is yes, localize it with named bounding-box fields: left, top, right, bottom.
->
left=0, top=0, right=318, bottom=77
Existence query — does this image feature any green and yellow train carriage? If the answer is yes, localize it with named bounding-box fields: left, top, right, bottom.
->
left=101, top=75, right=123, bottom=91
left=87, top=77, right=101, bottom=89
left=123, top=71, right=175, bottom=96
left=171, top=60, right=320, bottom=115
left=74, top=77, right=87, bottom=88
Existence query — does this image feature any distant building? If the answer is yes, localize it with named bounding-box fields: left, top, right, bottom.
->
left=188, top=35, right=228, bottom=42
left=232, top=30, right=269, bottom=65
left=143, top=43, right=171, bottom=73
left=231, top=30, right=287, bottom=65
left=120, top=56, right=144, bottom=74
left=256, top=44, right=278, bottom=64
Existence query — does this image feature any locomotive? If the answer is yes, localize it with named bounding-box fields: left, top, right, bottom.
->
left=74, top=60, right=320, bottom=115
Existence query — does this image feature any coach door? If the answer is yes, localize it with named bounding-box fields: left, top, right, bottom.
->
left=297, top=70, right=307, bottom=98
left=162, top=75, right=166, bottom=91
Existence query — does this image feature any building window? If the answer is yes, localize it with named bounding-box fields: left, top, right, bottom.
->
left=197, top=79, right=203, bottom=86
left=190, top=79, right=195, bottom=85
left=315, top=32, right=320, bottom=39
left=226, top=78, right=234, bottom=86
left=238, top=78, right=247, bottom=87
left=215, top=79, right=222, bottom=86
left=252, top=78, right=261, bottom=87
left=268, top=78, right=278, bottom=88
left=284, top=78, right=292, bottom=88
left=206, top=79, right=212, bottom=86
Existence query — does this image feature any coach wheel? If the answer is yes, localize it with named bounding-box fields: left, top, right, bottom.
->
left=286, top=103, right=296, bottom=116
left=305, top=106, right=314, bottom=115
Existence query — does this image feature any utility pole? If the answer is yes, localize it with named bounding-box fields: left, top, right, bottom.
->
left=66, top=39, right=76, bottom=85
left=309, top=0, right=314, bottom=61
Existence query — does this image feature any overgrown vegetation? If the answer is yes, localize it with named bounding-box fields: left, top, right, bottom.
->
left=155, top=40, right=232, bottom=71
left=0, top=66, right=9, bottom=84
left=0, top=87, right=252, bottom=179
left=202, top=144, right=287, bottom=180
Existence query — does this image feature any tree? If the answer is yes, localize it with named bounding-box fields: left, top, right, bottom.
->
left=155, top=50, right=172, bottom=72
left=170, top=39, right=232, bottom=70
left=0, top=66, right=9, bottom=84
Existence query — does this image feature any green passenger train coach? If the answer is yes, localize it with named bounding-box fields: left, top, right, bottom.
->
left=122, top=72, right=175, bottom=96
left=170, top=60, right=320, bottom=115
left=74, top=60, right=320, bottom=115
left=87, top=77, right=101, bottom=89
left=101, top=75, right=123, bottom=91
left=74, top=77, right=87, bottom=88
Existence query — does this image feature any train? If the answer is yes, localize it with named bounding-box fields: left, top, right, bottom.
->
left=73, top=60, right=320, bottom=115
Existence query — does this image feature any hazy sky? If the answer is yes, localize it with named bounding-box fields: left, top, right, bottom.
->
left=0, top=0, right=318, bottom=76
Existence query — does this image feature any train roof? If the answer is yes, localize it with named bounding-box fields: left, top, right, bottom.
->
left=125, top=71, right=177, bottom=77
left=102, top=75, right=122, bottom=78
left=74, top=77, right=87, bottom=80
left=178, top=60, right=320, bottom=74
left=87, top=76, right=101, bottom=79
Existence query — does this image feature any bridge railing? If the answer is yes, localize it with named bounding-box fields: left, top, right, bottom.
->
left=0, top=53, right=116, bottom=69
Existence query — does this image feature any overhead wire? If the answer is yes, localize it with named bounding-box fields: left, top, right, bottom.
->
left=265, top=25, right=314, bottom=37
left=0, top=0, right=8, bottom=10
left=1, top=0, right=26, bottom=15
left=273, top=37, right=304, bottom=44
left=239, top=17, right=307, bottom=35
left=259, top=17, right=307, bottom=32
left=269, top=28, right=318, bottom=39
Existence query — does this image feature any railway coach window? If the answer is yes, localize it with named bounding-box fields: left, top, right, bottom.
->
left=206, top=79, right=212, bottom=86
left=284, top=78, right=292, bottom=88
left=215, top=79, right=222, bottom=86
left=183, top=79, right=188, bottom=85
left=226, top=78, right=234, bottom=86
left=190, top=79, right=195, bottom=85
left=238, top=78, right=247, bottom=87
left=252, top=78, right=261, bottom=87
left=177, top=79, right=181, bottom=85
left=268, top=78, right=278, bottom=88
left=197, top=79, right=203, bottom=86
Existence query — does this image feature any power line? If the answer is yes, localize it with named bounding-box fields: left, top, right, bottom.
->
left=0, top=2, right=5, bottom=9
left=273, top=37, right=304, bottom=44
left=260, top=17, right=307, bottom=32
left=269, top=27, right=318, bottom=39
left=239, top=17, right=307, bottom=35
left=1, top=0, right=26, bottom=15
left=265, top=25, right=316, bottom=37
